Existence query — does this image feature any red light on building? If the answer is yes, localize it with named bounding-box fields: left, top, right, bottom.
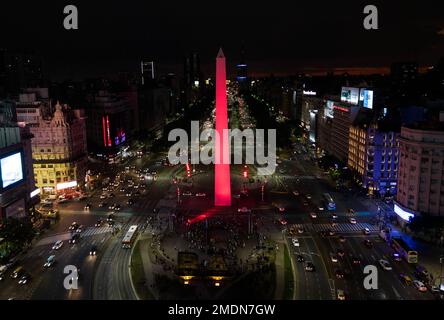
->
left=106, top=115, right=112, bottom=147
left=333, top=105, right=349, bottom=113
left=102, top=116, right=107, bottom=147
left=186, top=162, right=191, bottom=177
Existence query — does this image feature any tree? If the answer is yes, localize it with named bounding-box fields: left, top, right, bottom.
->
left=0, top=217, right=35, bottom=262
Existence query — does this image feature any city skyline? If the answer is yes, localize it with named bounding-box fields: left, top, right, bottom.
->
left=1, top=1, right=444, bottom=80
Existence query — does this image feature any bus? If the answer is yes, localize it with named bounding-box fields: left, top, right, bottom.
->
left=122, top=225, right=138, bottom=249
left=323, top=193, right=336, bottom=211
left=391, top=237, right=418, bottom=264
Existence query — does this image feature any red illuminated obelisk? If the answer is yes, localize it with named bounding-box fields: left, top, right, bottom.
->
left=214, top=48, right=231, bottom=206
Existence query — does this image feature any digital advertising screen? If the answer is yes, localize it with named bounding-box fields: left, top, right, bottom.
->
left=0, top=151, right=24, bottom=189
left=340, top=87, right=359, bottom=105
left=363, top=89, right=374, bottom=109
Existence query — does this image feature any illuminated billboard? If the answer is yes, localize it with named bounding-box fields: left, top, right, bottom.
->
left=340, top=87, right=359, bottom=105
left=56, top=180, right=78, bottom=190
left=363, top=90, right=374, bottom=109
left=325, top=101, right=334, bottom=118
left=0, top=151, right=24, bottom=190
left=394, top=203, right=415, bottom=222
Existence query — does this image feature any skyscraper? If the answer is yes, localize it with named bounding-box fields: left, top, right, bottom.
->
left=214, top=48, right=231, bottom=207
left=141, top=61, right=155, bottom=85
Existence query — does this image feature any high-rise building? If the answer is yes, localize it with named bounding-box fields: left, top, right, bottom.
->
left=29, top=102, right=87, bottom=196
left=85, top=90, right=134, bottom=160
left=395, top=123, right=444, bottom=222
left=0, top=122, right=37, bottom=221
left=348, top=119, right=400, bottom=196
left=390, top=62, right=418, bottom=101
left=141, top=61, right=155, bottom=85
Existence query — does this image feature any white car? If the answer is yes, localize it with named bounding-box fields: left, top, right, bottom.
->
left=292, top=190, right=299, bottom=196
left=331, top=254, right=338, bottom=263
left=310, top=212, right=317, bottom=219
left=378, top=259, right=392, bottom=271
left=52, top=240, right=63, bottom=250
left=305, top=194, right=312, bottom=200
left=237, top=207, right=251, bottom=213
left=413, top=280, right=428, bottom=292
left=292, top=238, right=300, bottom=247
left=349, top=217, right=357, bottom=224
left=100, top=194, right=107, bottom=199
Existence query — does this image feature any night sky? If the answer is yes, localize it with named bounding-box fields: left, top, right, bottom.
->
left=1, top=0, right=444, bottom=80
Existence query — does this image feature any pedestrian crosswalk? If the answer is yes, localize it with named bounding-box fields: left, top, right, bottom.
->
left=81, top=226, right=114, bottom=238
left=291, top=222, right=379, bottom=234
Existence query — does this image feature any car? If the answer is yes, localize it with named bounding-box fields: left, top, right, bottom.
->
left=379, top=259, right=392, bottom=271
left=339, top=235, right=346, bottom=243
left=399, top=273, right=413, bottom=285
left=114, top=204, right=121, bottom=211
left=52, top=240, right=63, bottom=250
left=127, top=199, right=134, bottom=205
left=89, top=245, right=97, bottom=256
left=335, top=269, right=345, bottom=279
left=303, top=201, right=309, bottom=206
left=233, top=194, right=241, bottom=199
left=76, top=225, right=84, bottom=233
left=297, top=227, right=304, bottom=234
left=84, top=204, right=91, bottom=211
left=292, top=238, right=300, bottom=247
left=363, top=228, right=371, bottom=235
left=279, top=218, right=287, bottom=225
left=327, top=229, right=335, bottom=236
left=413, top=280, right=428, bottom=292
left=108, top=204, right=115, bottom=210
left=348, top=208, right=355, bottom=214
left=237, top=207, right=251, bottom=213
left=58, top=198, right=68, bottom=204
left=18, top=274, right=31, bottom=285
left=392, top=252, right=402, bottom=261
left=337, top=249, right=345, bottom=257
left=349, top=217, right=357, bottom=224
left=134, top=191, right=141, bottom=196
left=126, top=192, right=132, bottom=197
left=304, top=262, right=315, bottom=272
left=0, top=271, right=4, bottom=281
left=68, top=222, right=79, bottom=231
left=107, top=214, right=115, bottom=222
left=98, top=202, right=107, bottom=208
left=431, top=285, right=441, bottom=294
left=296, top=255, right=305, bottom=262
left=69, top=233, right=80, bottom=244
left=95, top=219, right=103, bottom=227
left=330, top=220, right=338, bottom=227
left=278, top=207, right=285, bottom=212
left=331, top=213, right=338, bottom=219
left=331, top=254, right=338, bottom=263
left=182, top=191, right=192, bottom=196
left=310, top=212, right=317, bottom=219
left=337, top=289, right=346, bottom=300
left=305, top=194, right=312, bottom=200
left=195, top=193, right=206, bottom=197
left=351, top=256, right=361, bottom=264
left=363, top=239, right=373, bottom=248
left=43, top=255, right=56, bottom=268
left=100, top=194, right=107, bottom=199
left=108, top=193, right=115, bottom=198
left=293, top=190, right=300, bottom=196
